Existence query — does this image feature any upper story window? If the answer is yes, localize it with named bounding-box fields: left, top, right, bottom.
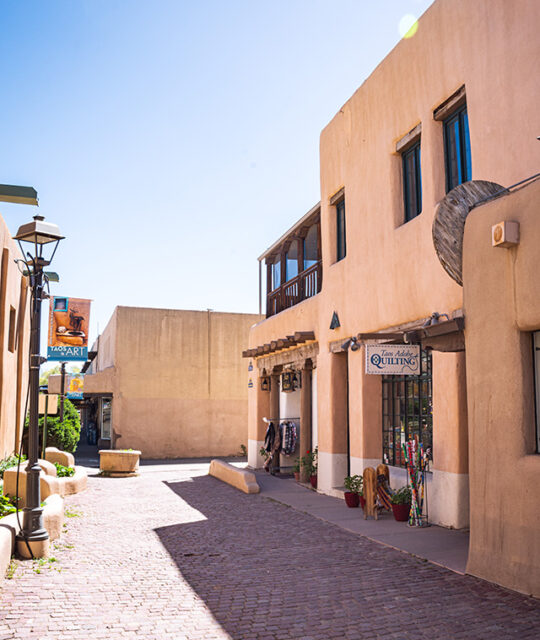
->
left=272, top=257, right=281, bottom=290
left=444, top=105, right=471, bottom=192
left=336, top=199, right=346, bottom=261
left=286, top=240, right=298, bottom=281
left=262, top=205, right=322, bottom=317
left=403, top=141, right=422, bottom=221
left=303, top=224, right=318, bottom=270
left=434, top=86, right=471, bottom=194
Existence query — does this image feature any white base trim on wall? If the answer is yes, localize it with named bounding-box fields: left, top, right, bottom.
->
left=248, top=439, right=265, bottom=469
left=350, top=457, right=381, bottom=476
left=429, top=469, right=469, bottom=529
left=387, top=466, right=469, bottom=529
left=318, top=451, right=348, bottom=494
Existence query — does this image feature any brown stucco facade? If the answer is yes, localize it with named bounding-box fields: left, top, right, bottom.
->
left=84, top=306, right=261, bottom=458
left=463, top=179, right=540, bottom=596
left=246, top=0, right=540, bottom=596
left=0, top=212, right=30, bottom=460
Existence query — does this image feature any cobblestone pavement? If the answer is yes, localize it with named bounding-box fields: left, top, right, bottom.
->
left=1, top=463, right=539, bottom=640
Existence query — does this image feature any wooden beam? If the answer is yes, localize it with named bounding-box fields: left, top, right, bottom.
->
left=357, top=332, right=405, bottom=341
left=276, top=338, right=291, bottom=349
left=294, top=331, right=315, bottom=343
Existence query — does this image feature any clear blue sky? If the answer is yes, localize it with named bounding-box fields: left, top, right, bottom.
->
left=0, top=0, right=433, bottom=351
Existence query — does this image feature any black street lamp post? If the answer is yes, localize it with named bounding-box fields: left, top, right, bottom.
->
left=14, top=214, right=63, bottom=558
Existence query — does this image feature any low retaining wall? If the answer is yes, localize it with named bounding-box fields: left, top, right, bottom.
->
left=45, top=447, right=75, bottom=468
left=209, top=460, right=260, bottom=494
left=3, top=466, right=87, bottom=504
left=0, top=494, right=64, bottom=577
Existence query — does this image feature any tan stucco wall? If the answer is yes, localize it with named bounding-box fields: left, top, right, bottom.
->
left=463, top=179, right=540, bottom=596
left=0, top=212, right=30, bottom=460
left=247, top=0, right=539, bottom=542
left=86, top=307, right=261, bottom=458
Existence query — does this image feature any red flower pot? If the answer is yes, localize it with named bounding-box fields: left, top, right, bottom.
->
left=359, top=495, right=366, bottom=510
left=310, top=474, right=317, bottom=488
left=392, top=503, right=411, bottom=522
left=344, top=492, right=360, bottom=508
left=294, top=472, right=300, bottom=482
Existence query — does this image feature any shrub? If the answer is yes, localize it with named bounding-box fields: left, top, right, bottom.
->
left=0, top=494, right=19, bottom=518
left=344, top=474, right=363, bottom=494
left=391, top=485, right=412, bottom=505
left=54, top=462, right=75, bottom=477
left=0, top=454, right=26, bottom=479
left=24, top=398, right=81, bottom=453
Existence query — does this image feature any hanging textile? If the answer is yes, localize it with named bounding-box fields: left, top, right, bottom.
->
left=280, top=421, right=297, bottom=455
left=264, top=422, right=275, bottom=452
left=264, top=423, right=282, bottom=471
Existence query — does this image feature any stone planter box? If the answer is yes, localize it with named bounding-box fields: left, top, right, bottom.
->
left=99, top=450, right=141, bottom=476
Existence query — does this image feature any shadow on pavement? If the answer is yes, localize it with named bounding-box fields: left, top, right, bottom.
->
left=154, top=475, right=540, bottom=640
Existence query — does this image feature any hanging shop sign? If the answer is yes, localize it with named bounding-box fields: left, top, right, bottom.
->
left=365, top=344, right=420, bottom=375
left=66, top=373, right=85, bottom=400
left=48, top=297, right=92, bottom=361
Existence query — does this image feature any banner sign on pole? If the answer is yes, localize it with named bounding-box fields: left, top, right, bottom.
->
left=365, top=344, right=421, bottom=375
left=47, top=297, right=91, bottom=361
left=66, top=373, right=84, bottom=400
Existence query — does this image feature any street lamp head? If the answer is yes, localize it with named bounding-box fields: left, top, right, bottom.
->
left=14, top=214, right=64, bottom=266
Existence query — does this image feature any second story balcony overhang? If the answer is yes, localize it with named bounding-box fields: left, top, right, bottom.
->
left=258, top=203, right=322, bottom=318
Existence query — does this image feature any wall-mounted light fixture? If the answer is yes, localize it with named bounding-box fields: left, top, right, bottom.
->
left=422, top=312, right=449, bottom=328
left=341, top=336, right=360, bottom=352
left=260, top=369, right=271, bottom=392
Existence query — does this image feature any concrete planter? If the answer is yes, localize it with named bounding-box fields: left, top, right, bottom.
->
left=99, top=450, right=141, bottom=476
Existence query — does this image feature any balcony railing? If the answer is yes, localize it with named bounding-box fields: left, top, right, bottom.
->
left=266, top=261, right=322, bottom=317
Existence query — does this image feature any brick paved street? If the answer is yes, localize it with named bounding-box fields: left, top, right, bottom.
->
left=1, top=462, right=539, bottom=640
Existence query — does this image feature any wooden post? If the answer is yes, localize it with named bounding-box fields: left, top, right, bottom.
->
left=270, top=371, right=280, bottom=473
left=299, top=360, right=313, bottom=483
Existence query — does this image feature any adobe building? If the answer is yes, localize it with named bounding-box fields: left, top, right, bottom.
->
left=80, top=306, right=261, bottom=458
left=244, top=0, right=540, bottom=596
left=0, top=212, right=30, bottom=460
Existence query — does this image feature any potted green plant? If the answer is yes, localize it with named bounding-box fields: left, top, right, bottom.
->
left=343, top=474, right=363, bottom=507
left=301, top=447, right=318, bottom=487
left=293, top=457, right=301, bottom=482
left=391, top=485, right=412, bottom=521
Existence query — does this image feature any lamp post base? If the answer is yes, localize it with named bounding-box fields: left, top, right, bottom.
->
left=16, top=536, right=50, bottom=560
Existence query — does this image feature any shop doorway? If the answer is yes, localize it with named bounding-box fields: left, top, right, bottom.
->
left=333, top=351, right=350, bottom=477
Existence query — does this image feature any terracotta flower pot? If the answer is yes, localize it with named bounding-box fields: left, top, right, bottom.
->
left=310, top=474, right=317, bottom=488
left=344, top=492, right=360, bottom=508
left=294, top=472, right=300, bottom=482
left=391, top=503, right=411, bottom=522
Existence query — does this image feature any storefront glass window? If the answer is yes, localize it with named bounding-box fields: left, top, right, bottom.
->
left=101, top=398, right=112, bottom=440
left=382, top=350, right=432, bottom=468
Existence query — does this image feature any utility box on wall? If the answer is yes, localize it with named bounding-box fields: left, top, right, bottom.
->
left=492, top=221, right=519, bottom=248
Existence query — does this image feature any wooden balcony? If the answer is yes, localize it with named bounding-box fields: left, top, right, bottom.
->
left=266, top=261, right=322, bottom=317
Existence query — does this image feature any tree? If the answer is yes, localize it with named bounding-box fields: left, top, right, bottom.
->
left=39, top=364, right=82, bottom=387
left=24, top=397, right=81, bottom=453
